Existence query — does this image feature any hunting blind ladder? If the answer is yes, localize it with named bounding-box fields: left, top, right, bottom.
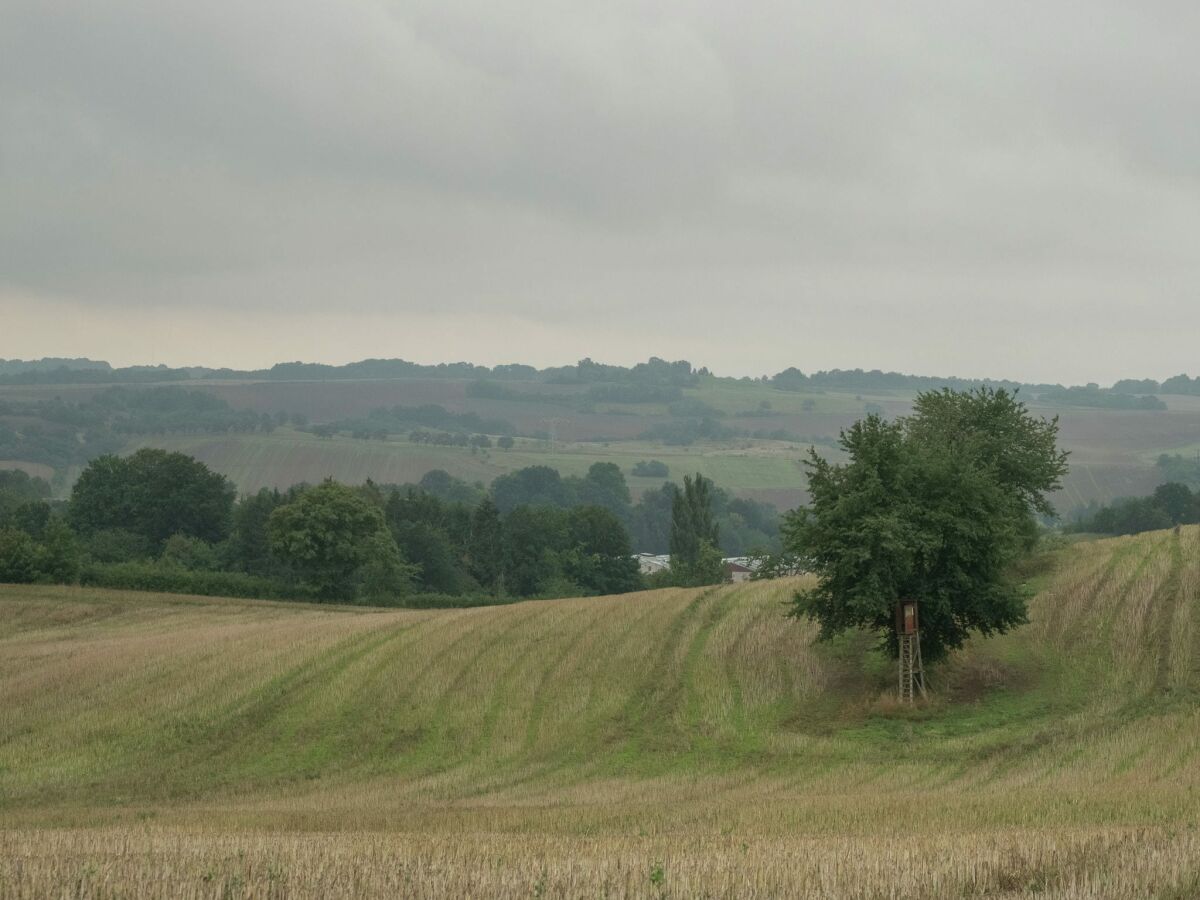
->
left=896, top=599, right=927, bottom=703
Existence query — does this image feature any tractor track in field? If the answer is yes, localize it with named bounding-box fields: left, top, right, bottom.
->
left=400, top=603, right=550, bottom=767
left=209, top=620, right=416, bottom=743
left=468, top=603, right=575, bottom=758
left=682, top=586, right=743, bottom=731
left=521, top=602, right=609, bottom=753
left=1150, top=530, right=1185, bottom=696
left=618, top=587, right=717, bottom=744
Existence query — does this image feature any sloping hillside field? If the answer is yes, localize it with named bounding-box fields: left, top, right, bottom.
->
left=2, top=529, right=1199, bottom=897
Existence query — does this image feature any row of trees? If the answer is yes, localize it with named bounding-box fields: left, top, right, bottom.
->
left=1115, top=374, right=1200, bottom=395
left=1035, top=386, right=1166, bottom=410
left=1156, top=454, right=1200, bottom=488
left=407, top=430, right=509, bottom=449
left=484, top=463, right=780, bottom=556
left=1068, top=483, right=1200, bottom=535
left=0, top=388, right=310, bottom=473
left=0, top=451, right=740, bottom=604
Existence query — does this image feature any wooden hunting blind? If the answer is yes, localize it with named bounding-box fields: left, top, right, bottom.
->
left=896, top=599, right=919, bottom=635
left=895, top=600, right=927, bottom=702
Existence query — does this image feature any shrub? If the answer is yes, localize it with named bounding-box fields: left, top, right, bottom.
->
left=79, top=562, right=312, bottom=601
left=159, top=534, right=221, bottom=571
left=37, top=519, right=81, bottom=583
left=83, top=528, right=155, bottom=564
left=631, top=460, right=669, bottom=478
left=0, top=528, right=39, bottom=583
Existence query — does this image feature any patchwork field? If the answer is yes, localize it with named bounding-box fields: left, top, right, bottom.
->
left=6, top=375, right=1200, bottom=514
left=2, top=527, right=1198, bottom=897
left=127, top=379, right=1200, bottom=512
left=123, top=429, right=813, bottom=510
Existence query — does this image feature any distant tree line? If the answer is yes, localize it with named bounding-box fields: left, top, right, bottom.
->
left=0, top=355, right=705, bottom=388
left=769, top=366, right=1200, bottom=400
left=1067, top=483, right=1200, bottom=535
left=0, top=357, right=110, bottom=375
left=1116, top=374, right=1200, bottom=396
left=1156, top=454, right=1200, bottom=487
left=0, top=388, right=299, bottom=472
left=5, top=354, right=1200, bottom=406
left=0, top=451, right=769, bottom=604
left=329, top=404, right=515, bottom=437
left=769, top=367, right=1039, bottom=395
left=637, top=418, right=806, bottom=446
left=407, top=431, right=495, bottom=448
left=1034, top=386, right=1165, bottom=410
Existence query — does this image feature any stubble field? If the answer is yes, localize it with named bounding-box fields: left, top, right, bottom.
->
left=1, top=527, right=1198, bottom=897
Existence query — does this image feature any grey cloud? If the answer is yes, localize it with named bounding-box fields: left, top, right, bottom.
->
left=2, top=0, right=1199, bottom=380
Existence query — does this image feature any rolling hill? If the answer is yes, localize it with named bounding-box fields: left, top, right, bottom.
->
left=2, top=527, right=1198, bottom=897
left=5, top=373, right=1199, bottom=515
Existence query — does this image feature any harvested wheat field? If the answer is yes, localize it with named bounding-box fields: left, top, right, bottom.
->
left=2, top=527, right=1199, bottom=898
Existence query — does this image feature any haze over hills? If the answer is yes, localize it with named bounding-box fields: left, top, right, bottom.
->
left=1, top=355, right=1198, bottom=519
left=2, top=354, right=1199, bottom=394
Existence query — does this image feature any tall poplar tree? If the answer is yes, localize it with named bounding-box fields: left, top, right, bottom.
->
left=669, top=473, right=724, bottom=586
left=468, top=497, right=504, bottom=595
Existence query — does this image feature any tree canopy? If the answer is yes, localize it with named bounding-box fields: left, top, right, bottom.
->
left=787, top=387, right=1068, bottom=661
left=268, top=480, right=414, bottom=602
left=668, top=473, right=726, bottom=586
left=69, top=448, right=235, bottom=547
left=1069, top=482, right=1200, bottom=535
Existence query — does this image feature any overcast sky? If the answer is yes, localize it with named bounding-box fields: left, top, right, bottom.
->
left=2, top=1, right=1198, bottom=383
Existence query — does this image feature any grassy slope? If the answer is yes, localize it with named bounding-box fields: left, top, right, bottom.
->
left=2, top=527, right=1198, bottom=828
left=2, top=527, right=1199, bottom=896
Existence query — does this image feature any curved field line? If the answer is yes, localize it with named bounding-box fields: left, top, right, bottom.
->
left=395, top=604, right=551, bottom=772
left=205, top=619, right=418, bottom=743
left=521, top=602, right=610, bottom=753
left=1150, top=532, right=1185, bottom=696
left=681, top=585, right=743, bottom=732
left=721, top=608, right=765, bottom=741
left=466, top=603, right=577, bottom=759
left=612, top=587, right=719, bottom=756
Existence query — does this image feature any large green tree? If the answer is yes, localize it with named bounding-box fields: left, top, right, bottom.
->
left=385, top=488, right=475, bottom=595
left=37, top=518, right=80, bottom=582
left=268, top=481, right=414, bottom=602
left=69, top=449, right=235, bottom=547
left=228, top=488, right=286, bottom=575
left=0, top=528, right=38, bottom=583
left=490, top=465, right=575, bottom=514
left=575, top=462, right=633, bottom=523
left=564, top=505, right=643, bottom=595
left=467, top=498, right=504, bottom=595
left=787, top=388, right=1068, bottom=661
left=0, top=471, right=52, bottom=526
left=502, top=505, right=569, bottom=597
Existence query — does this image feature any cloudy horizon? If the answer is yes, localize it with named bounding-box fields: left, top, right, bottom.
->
left=3, top=1, right=1198, bottom=384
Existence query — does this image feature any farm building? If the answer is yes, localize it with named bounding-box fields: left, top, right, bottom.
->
left=634, top=553, right=762, bottom=583
left=635, top=553, right=672, bottom=576
left=723, top=557, right=757, bottom=582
